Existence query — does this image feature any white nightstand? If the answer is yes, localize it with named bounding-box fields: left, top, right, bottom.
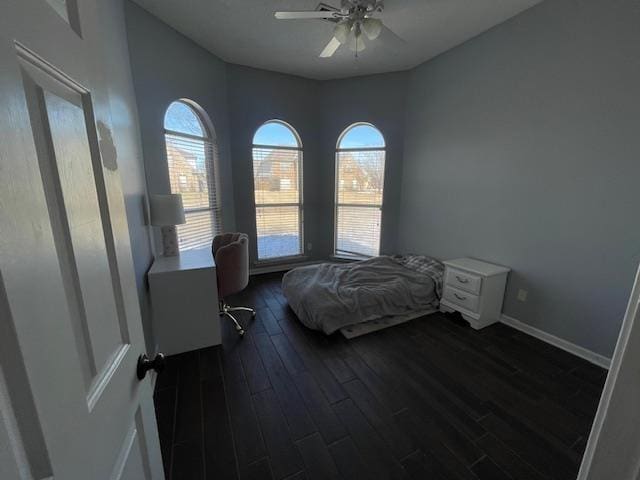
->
left=440, top=258, right=510, bottom=330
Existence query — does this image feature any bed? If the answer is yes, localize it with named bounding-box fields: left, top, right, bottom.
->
left=282, top=255, right=444, bottom=338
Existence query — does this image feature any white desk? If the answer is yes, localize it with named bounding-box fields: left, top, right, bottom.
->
left=148, top=248, right=221, bottom=355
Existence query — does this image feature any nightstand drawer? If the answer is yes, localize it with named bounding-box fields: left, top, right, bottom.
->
left=443, top=286, right=480, bottom=313
left=445, top=268, right=482, bottom=295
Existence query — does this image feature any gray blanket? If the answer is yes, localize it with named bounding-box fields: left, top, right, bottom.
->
left=282, top=255, right=444, bottom=335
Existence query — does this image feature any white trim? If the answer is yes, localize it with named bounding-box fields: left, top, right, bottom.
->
left=577, top=264, right=640, bottom=479
left=250, top=259, right=321, bottom=275
left=500, top=314, right=611, bottom=369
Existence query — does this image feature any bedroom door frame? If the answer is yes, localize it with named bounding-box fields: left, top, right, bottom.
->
left=578, top=262, right=640, bottom=479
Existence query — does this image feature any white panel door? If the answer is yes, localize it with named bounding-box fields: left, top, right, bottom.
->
left=0, top=1, right=163, bottom=479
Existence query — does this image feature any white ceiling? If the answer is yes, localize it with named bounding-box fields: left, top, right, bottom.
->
left=131, top=0, right=542, bottom=80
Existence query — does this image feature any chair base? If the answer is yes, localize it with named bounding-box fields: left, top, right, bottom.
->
left=219, top=301, right=256, bottom=337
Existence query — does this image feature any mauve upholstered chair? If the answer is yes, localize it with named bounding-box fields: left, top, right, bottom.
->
left=212, top=233, right=256, bottom=336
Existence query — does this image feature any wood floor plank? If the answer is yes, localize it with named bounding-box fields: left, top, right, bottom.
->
left=394, top=409, right=478, bottom=480
left=240, top=458, right=274, bottom=480
left=238, top=335, right=272, bottom=394
left=276, top=316, right=348, bottom=404
left=471, top=457, right=511, bottom=480
left=479, top=411, right=577, bottom=480
left=295, top=433, right=340, bottom=480
left=475, top=433, right=546, bottom=480
left=153, top=386, right=176, bottom=476
left=203, top=378, right=238, bottom=480
left=257, top=307, right=283, bottom=336
left=291, top=371, right=347, bottom=444
left=172, top=442, right=204, bottom=480
left=342, top=379, right=415, bottom=460
left=252, top=388, right=304, bottom=479
left=155, top=273, right=604, bottom=480
left=333, top=399, right=408, bottom=480
left=199, top=346, right=224, bottom=382
left=173, top=352, right=203, bottom=446
left=401, top=450, right=449, bottom=480
left=271, top=333, right=307, bottom=376
left=253, top=333, right=317, bottom=440
left=328, top=436, right=378, bottom=480
left=225, top=376, right=267, bottom=466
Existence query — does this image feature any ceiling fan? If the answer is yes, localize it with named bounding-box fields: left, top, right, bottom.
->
left=274, top=0, right=405, bottom=58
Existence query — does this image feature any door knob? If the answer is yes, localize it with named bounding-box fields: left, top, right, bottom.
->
left=137, top=353, right=166, bottom=380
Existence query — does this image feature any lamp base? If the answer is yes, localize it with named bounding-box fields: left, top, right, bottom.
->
left=160, top=226, right=179, bottom=256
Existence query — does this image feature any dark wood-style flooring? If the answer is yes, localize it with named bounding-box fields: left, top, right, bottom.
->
left=154, top=272, right=606, bottom=480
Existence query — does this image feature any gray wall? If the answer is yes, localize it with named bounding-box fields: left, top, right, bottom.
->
left=124, top=0, right=236, bottom=248
left=318, top=72, right=409, bottom=256
left=225, top=65, right=323, bottom=264
left=125, top=4, right=409, bottom=267
left=225, top=66, right=409, bottom=263
left=398, top=0, right=640, bottom=357
left=97, top=0, right=155, bottom=352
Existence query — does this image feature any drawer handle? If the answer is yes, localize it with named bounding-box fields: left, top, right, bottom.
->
left=455, top=275, right=469, bottom=284
left=454, top=293, right=467, bottom=301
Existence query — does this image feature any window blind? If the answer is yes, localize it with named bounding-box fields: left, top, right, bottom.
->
left=335, top=148, right=385, bottom=257
left=165, top=131, right=222, bottom=251
left=252, top=145, right=303, bottom=260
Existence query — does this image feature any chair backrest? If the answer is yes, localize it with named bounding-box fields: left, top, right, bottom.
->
left=212, top=233, right=250, bottom=298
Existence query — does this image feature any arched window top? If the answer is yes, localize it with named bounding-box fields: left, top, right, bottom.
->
left=164, top=100, right=207, bottom=137
left=338, top=123, right=385, bottom=149
left=253, top=120, right=301, bottom=148
left=163, top=99, right=221, bottom=251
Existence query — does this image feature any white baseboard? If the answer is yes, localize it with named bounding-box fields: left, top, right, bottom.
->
left=500, top=314, right=611, bottom=370
left=250, top=260, right=322, bottom=275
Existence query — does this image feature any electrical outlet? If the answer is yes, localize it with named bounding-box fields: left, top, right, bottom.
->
left=307, top=242, right=313, bottom=251
left=517, top=289, right=528, bottom=302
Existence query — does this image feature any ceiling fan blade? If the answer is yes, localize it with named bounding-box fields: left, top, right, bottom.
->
left=275, top=11, right=342, bottom=20
left=319, top=37, right=341, bottom=58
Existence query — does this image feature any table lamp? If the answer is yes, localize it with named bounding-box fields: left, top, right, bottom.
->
left=149, top=193, right=186, bottom=256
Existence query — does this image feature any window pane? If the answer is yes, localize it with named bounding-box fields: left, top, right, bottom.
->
left=164, top=101, right=204, bottom=136
left=339, top=124, right=385, bottom=149
left=253, top=121, right=299, bottom=147
left=253, top=148, right=300, bottom=205
left=336, top=206, right=381, bottom=257
left=164, top=100, right=222, bottom=252
left=337, top=150, right=384, bottom=206
left=177, top=210, right=218, bottom=251
left=166, top=133, right=211, bottom=210
left=256, top=206, right=301, bottom=259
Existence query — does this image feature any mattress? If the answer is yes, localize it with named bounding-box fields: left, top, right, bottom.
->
left=282, top=255, right=444, bottom=335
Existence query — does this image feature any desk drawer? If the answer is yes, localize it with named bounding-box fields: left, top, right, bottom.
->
left=443, top=286, right=480, bottom=313
left=445, top=268, right=482, bottom=295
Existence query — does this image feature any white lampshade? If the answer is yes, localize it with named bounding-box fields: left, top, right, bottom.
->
left=334, top=21, right=352, bottom=44
left=362, top=18, right=383, bottom=40
left=149, top=194, right=186, bottom=226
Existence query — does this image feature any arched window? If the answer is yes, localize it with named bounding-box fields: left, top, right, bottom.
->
left=164, top=100, right=222, bottom=251
left=335, top=123, right=386, bottom=257
left=252, top=120, right=303, bottom=260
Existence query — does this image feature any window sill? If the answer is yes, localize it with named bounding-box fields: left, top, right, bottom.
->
left=254, top=254, right=308, bottom=267
left=330, top=253, right=369, bottom=262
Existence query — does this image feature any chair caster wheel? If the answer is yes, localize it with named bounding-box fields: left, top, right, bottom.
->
left=238, top=329, right=245, bottom=337
left=252, top=311, right=257, bottom=318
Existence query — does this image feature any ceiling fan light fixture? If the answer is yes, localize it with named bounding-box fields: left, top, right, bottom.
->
left=347, top=31, right=366, bottom=53
left=362, top=18, right=383, bottom=40
left=333, top=21, right=352, bottom=45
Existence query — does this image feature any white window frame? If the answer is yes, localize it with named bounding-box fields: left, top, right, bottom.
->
left=163, top=99, right=223, bottom=251
left=334, top=122, right=386, bottom=259
left=252, top=120, right=304, bottom=263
